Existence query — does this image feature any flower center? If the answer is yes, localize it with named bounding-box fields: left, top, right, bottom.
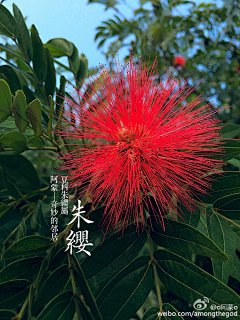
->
left=117, top=128, right=136, bottom=143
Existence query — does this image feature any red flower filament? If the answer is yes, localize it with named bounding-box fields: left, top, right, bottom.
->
left=57, top=60, right=224, bottom=232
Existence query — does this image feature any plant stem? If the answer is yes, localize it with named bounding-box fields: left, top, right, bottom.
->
left=67, top=253, right=83, bottom=320
left=214, top=210, right=240, bottom=229
left=144, top=217, right=163, bottom=318
left=2, top=146, right=58, bottom=152
left=17, top=296, right=29, bottom=319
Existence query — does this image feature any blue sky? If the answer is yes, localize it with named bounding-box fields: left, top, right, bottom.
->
left=3, top=0, right=141, bottom=67
left=3, top=0, right=220, bottom=68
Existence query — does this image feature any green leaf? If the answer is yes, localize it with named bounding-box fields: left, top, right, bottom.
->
left=0, top=279, right=30, bottom=309
left=46, top=38, right=74, bottom=57
left=213, top=193, right=240, bottom=220
left=69, top=44, right=80, bottom=74
left=72, top=254, right=103, bottom=320
left=0, top=131, right=27, bottom=152
left=142, top=305, right=184, bottom=320
left=81, top=228, right=147, bottom=295
left=44, top=47, right=56, bottom=97
left=0, top=4, right=17, bottom=38
left=76, top=53, right=88, bottom=84
left=97, top=256, right=154, bottom=320
left=28, top=284, right=34, bottom=320
left=25, top=99, right=42, bottom=138
left=2, top=235, right=52, bottom=259
left=227, top=158, right=240, bottom=168
left=0, top=152, right=40, bottom=192
left=56, top=75, right=67, bottom=114
left=206, top=208, right=239, bottom=284
left=0, top=79, right=12, bottom=123
left=0, top=310, right=16, bottom=320
left=221, top=124, right=240, bottom=138
left=0, top=65, right=21, bottom=94
left=3, top=171, right=22, bottom=199
left=12, top=89, right=29, bottom=133
left=15, top=219, right=27, bottom=240
left=203, top=171, right=240, bottom=203
left=151, top=218, right=228, bottom=260
left=47, top=247, right=67, bottom=272
left=33, top=265, right=69, bottom=311
left=31, top=24, right=47, bottom=83
left=36, top=291, right=75, bottom=320
left=12, top=4, right=32, bottom=61
left=0, top=257, right=43, bottom=283
left=222, top=140, right=240, bottom=162
left=162, top=303, right=184, bottom=320
left=142, top=307, right=159, bottom=320
left=23, top=85, right=36, bottom=104
left=44, top=43, right=68, bottom=57
left=28, top=136, right=43, bottom=149
left=177, top=203, right=200, bottom=227
left=30, top=200, right=49, bottom=235
left=154, top=249, right=240, bottom=315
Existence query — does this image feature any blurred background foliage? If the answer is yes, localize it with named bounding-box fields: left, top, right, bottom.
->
left=0, top=1, right=240, bottom=320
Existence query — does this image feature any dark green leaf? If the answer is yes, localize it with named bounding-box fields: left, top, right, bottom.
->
left=82, top=228, right=147, bottom=295
left=28, top=284, right=34, bottom=320
left=0, top=79, right=11, bottom=123
left=213, top=193, right=240, bottom=220
left=151, top=218, right=228, bottom=260
left=142, top=304, right=184, bottom=320
left=3, top=171, right=22, bottom=199
left=31, top=24, right=47, bottom=83
left=12, top=89, right=29, bottom=133
left=47, top=247, right=68, bottom=272
left=0, top=65, right=21, bottom=94
left=0, top=310, right=16, bottom=320
left=206, top=208, right=239, bottom=284
left=44, top=43, right=68, bottom=57
left=33, top=264, right=69, bottom=311
left=162, top=303, right=184, bottom=320
left=76, top=53, right=88, bottom=84
left=28, top=136, right=43, bottom=149
left=222, top=140, right=240, bottom=162
left=30, top=200, right=49, bottom=235
left=0, top=257, right=43, bottom=283
left=142, top=307, right=159, bottom=320
left=177, top=203, right=200, bottom=227
left=69, top=44, right=79, bottom=74
left=203, top=172, right=240, bottom=203
left=0, top=279, right=30, bottom=309
left=97, top=256, right=154, bottom=320
left=44, top=47, right=56, bottom=97
left=154, top=249, right=240, bottom=315
left=0, top=131, right=27, bottom=152
left=2, top=235, right=52, bottom=259
left=73, top=254, right=103, bottom=320
left=36, top=291, right=75, bottom=320
left=13, top=4, right=32, bottom=61
left=23, top=85, right=36, bottom=104
left=221, top=124, right=240, bottom=138
left=0, top=4, right=17, bottom=38
left=46, top=38, right=73, bottom=57
left=15, top=219, right=27, bottom=240
left=56, top=75, right=67, bottom=113
left=25, top=99, right=42, bottom=138
left=0, top=152, right=40, bottom=192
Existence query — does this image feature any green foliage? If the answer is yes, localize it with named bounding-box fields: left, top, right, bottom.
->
left=92, top=0, right=240, bottom=122
left=0, top=2, right=240, bottom=320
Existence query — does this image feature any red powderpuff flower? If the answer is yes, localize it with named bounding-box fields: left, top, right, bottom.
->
left=57, top=60, right=224, bottom=233
left=173, top=56, right=186, bottom=67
